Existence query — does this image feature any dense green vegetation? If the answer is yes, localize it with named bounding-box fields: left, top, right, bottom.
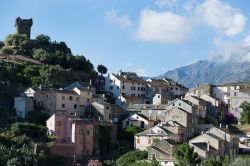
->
left=173, top=143, right=200, bottom=166
left=0, top=33, right=97, bottom=86
left=0, top=33, right=102, bottom=110
left=240, top=101, right=250, bottom=125
left=116, top=150, right=147, bottom=166
left=98, top=125, right=112, bottom=154
left=121, top=126, right=142, bottom=147
left=0, top=122, right=69, bottom=166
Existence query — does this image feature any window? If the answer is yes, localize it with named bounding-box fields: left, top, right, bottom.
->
left=234, top=92, right=237, bottom=96
left=56, top=121, right=61, bottom=126
left=126, top=121, right=129, bottom=125
left=74, top=104, right=77, bottom=109
left=171, top=87, right=173, bottom=90
left=109, top=86, right=113, bottom=90
left=138, top=94, right=140, bottom=98
left=109, top=80, right=113, bottom=83
left=62, top=96, right=65, bottom=100
left=136, top=116, right=139, bottom=119
left=138, top=87, right=140, bottom=91
left=62, top=104, right=65, bottom=108
left=122, top=85, right=125, bottom=89
left=87, top=92, right=90, bottom=95
left=158, top=95, right=160, bottom=98
left=175, top=87, right=178, bottom=90
left=137, top=139, right=140, bottom=144
left=179, top=103, right=181, bottom=106
left=69, top=96, right=73, bottom=101
left=87, top=98, right=90, bottom=103
left=109, top=114, right=111, bottom=119
left=132, top=82, right=134, bottom=85
left=117, top=86, right=119, bottom=89
left=106, top=106, right=109, bottom=109
left=86, top=130, right=90, bottom=135
left=173, top=103, right=175, bottom=106
left=141, top=87, right=143, bottom=91
left=122, top=93, right=126, bottom=96
left=148, top=139, right=151, bottom=144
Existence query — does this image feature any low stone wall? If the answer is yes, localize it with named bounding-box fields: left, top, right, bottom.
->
left=50, top=142, right=75, bottom=158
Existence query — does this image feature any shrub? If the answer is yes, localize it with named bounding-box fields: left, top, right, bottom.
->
left=0, top=46, right=14, bottom=55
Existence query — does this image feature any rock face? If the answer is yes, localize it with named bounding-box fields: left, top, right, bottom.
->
left=156, top=60, right=250, bottom=88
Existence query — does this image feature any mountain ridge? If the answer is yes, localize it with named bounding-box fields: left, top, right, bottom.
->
left=156, top=60, right=250, bottom=88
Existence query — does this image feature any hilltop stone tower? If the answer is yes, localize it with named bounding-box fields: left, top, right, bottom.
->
left=15, top=17, right=33, bottom=39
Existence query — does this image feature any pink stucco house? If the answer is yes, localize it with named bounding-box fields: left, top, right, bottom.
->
left=46, top=112, right=117, bottom=158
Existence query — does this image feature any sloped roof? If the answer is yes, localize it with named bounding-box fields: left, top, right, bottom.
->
left=191, top=142, right=217, bottom=152
left=113, top=73, right=146, bottom=84
left=135, top=125, right=173, bottom=136
left=147, top=79, right=170, bottom=87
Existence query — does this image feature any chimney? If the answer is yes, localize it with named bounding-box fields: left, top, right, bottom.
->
left=220, top=123, right=222, bottom=128
left=207, top=141, right=210, bottom=151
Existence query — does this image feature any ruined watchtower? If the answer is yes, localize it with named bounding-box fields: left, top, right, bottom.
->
left=15, top=17, right=33, bottom=39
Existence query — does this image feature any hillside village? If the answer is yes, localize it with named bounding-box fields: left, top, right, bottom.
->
left=2, top=18, right=250, bottom=166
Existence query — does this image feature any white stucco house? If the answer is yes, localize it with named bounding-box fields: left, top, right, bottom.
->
left=122, top=113, right=154, bottom=129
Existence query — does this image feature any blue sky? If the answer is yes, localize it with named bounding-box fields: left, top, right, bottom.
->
left=1, top=0, right=250, bottom=77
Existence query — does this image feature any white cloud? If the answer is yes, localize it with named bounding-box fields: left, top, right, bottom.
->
left=208, top=35, right=250, bottom=63
left=136, top=10, right=191, bottom=43
left=105, top=10, right=132, bottom=28
left=154, top=0, right=176, bottom=8
left=196, top=0, right=247, bottom=36
left=183, top=0, right=197, bottom=14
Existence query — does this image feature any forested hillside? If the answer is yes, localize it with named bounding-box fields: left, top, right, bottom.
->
left=0, top=33, right=98, bottom=109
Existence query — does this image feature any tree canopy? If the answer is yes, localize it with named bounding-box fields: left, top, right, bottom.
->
left=4, top=33, right=29, bottom=55
left=116, top=150, right=147, bottom=166
left=97, top=64, right=108, bottom=75
left=240, top=101, right=250, bottom=124
left=173, top=143, right=200, bottom=166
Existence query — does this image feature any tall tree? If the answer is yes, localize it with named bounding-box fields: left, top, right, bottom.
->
left=240, top=101, right=250, bottom=124
left=97, top=64, right=108, bottom=76
left=5, top=33, right=29, bottom=55
left=173, top=143, right=200, bottom=166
